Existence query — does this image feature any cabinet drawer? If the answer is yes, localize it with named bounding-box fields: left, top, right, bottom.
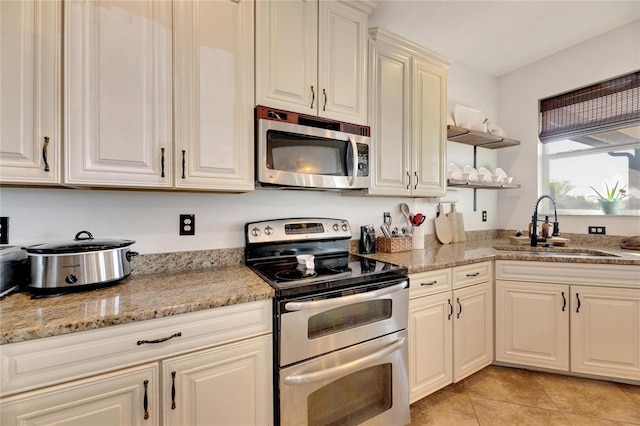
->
left=1, top=300, right=271, bottom=397
left=452, top=262, right=492, bottom=289
left=409, top=269, right=452, bottom=298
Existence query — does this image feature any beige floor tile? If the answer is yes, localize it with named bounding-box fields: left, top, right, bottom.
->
left=410, top=390, right=479, bottom=426
left=455, top=366, right=559, bottom=411
left=563, top=412, right=638, bottom=426
left=616, top=382, right=640, bottom=407
left=535, top=373, right=640, bottom=424
left=470, top=396, right=570, bottom=426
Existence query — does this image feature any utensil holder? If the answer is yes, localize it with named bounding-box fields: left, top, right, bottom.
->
left=412, top=226, right=425, bottom=250
left=376, top=237, right=412, bottom=253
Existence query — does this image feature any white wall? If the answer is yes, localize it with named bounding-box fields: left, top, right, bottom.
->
left=497, top=19, right=640, bottom=237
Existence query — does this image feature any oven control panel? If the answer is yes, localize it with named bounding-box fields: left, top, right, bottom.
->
left=245, top=218, right=351, bottom=244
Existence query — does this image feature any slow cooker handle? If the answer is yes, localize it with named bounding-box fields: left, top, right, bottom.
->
left=126, top=251, right=139, bottom=262
left=74, top=230, right=94, bottom=241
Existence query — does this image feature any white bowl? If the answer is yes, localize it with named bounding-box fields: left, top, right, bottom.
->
left=492, top=175, right=503, bottom=183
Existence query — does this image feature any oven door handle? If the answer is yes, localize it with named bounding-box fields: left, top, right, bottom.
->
left=283, top=337, right=405, bottom=385
left=284, top=281, right=408, bottom=312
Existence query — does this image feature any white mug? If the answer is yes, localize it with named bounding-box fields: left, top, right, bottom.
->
left=296, top=254, right=315, bottom=270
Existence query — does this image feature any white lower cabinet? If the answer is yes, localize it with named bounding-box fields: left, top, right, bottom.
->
left=408, top=262, right=493, bottom=403
left=1, top=301, right=273, bottom=425
left=163, top=335, right=271, bottom=426
left=495, top=260, right=640, bottom=382
left=495, top=281, right=569, bottom=371
left=1, top=363, right=159, bottom=426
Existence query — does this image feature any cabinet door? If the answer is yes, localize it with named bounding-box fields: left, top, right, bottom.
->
left=318, top=1, right=368, bottom=125
left=411, top=56, right=447, bottom=197
left=173, top=0, right=254, bottom=191
left=367, top=37, right=411, bottom=196
left=0, top=0, right=61, bottom=185
left=453, top=282, right=493, bottom=382
left=495, top=280, right=569, bottom=371
left=571, top=285, right=640, bottom=381
left=64, top=0, right=172, bottom=188
left=0, top=363, right=158, bottom=426
left=255, top=0, right=317, bottom=115
left=163, top=335, right=272, bottom=426
left=408, top=291, right=453, bottom=403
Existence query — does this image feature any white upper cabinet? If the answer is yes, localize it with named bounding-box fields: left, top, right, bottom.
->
left=256, top=0, right=373, bottom=125
left=64, top=0, right=173, bottom=188
left=173, top=0, right=254, bottom=191
left=0, top=0, right=61, bottom=185
left=367, top=28, right=450, bottom=197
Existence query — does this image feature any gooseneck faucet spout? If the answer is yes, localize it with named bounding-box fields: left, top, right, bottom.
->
left=531, top=194, right=559, bottom=247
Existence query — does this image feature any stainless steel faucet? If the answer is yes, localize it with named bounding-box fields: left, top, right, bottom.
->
left=531, top=194, right=560, bottom=247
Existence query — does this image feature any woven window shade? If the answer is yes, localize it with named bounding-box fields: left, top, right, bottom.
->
left=539, top=70, right=640, bottom=143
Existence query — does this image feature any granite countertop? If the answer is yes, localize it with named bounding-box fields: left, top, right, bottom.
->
left=0, top=265, right=274, bottom=345
left=360, top=238, right=640, bottom=273
left=2, top=238, right=638, bottom=345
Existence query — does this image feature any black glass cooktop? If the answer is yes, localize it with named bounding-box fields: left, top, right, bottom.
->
left=249, top=253, right=407, bottom=298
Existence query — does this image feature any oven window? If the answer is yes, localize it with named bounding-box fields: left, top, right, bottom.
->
left=308, top=300, right=392, bottom=340
left=267, top=130, right=346, bottom=176
left=308, top=364, right=392, bottom=426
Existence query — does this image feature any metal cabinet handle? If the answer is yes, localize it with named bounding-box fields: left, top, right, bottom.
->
left=414, top=172, right=418, bottom=190
left=285, top=281, right=407, bottom=311
left=143, top=380, right=149, bottom=420
left=181, top=150, right=186, bottom=179
left=406, top=171, right=411, bottom=189
left=576, top=293, right=581, bottom=313
left=561, top=291, right=566, bottom=312
left=284, top=337, right=405, bottom=385
left=171, top=371, right=177, bottom=409
left=137, top=332, right=182, bottom=345
left=456, top=297, right=462, bottom=318
left=323, top=88, right=327, bottom=111
left=421, top=281, right=437, bottom=286
left=466, top=272, right=480, bottom=277
left=42, top=136, right=50, bottom=172
left=310, top=86, right=315, bottom=109
left=161, top=148, right=165, bottom=178
left=448, top=298, right=453, bottom=320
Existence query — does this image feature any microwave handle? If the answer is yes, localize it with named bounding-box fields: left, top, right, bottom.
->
left=347, top=136, right=358, bottom=187
left=285, top=281, right=407, bottom=312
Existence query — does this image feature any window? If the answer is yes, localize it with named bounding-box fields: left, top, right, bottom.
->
left=539, top=71, right=640, bottom=216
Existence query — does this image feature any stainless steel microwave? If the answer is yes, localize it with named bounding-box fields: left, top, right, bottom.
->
left=256, top=106, right=371, bottom=190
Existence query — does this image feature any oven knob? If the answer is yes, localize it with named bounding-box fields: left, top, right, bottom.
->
left=251, top=227, right=261, bottom=237
left=65, top=274, right=78, bottom=284
left=332, top=223, right=339, bottom=231
left=265, top=226, right=274, bottom=235
left=342, top=224, right=348, bottom=232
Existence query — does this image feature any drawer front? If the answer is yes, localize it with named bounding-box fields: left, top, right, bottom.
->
left=452, top=261, right=493, bottom=289
left=409, top=269, right=452, bottom=298
left=495, top=260, right=640, bottom=288
left=1, top=300, right=271, bottom=397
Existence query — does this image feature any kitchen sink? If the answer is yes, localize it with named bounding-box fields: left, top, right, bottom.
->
left=493, top=246, right=621, bottom=258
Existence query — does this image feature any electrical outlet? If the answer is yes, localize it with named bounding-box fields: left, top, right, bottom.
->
left=0, top=217, right=8, bottom=244
left=179, top=214, right=195, bottom=236
left=588, top=226, right=606, bottom=235
left=482, top=211, right=487, bottom=222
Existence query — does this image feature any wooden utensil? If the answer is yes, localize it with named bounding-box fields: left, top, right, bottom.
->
left=434, top=204, right=452, bottom=244
left=449, top=203, right=466, bottom=242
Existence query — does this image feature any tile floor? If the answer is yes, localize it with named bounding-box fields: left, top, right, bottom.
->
left=409, top=366, right=640, bottom=425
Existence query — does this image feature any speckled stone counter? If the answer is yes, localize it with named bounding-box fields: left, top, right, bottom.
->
left=0, top=265, right=273, bottom=345
left=360, top=238, right=640, bottom=273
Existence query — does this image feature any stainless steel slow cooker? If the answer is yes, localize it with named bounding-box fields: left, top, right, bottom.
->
left=24, top=231, right=138, bottom=292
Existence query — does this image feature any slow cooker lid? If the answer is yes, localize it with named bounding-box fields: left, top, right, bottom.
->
left=24, top=231, right=135, bottom=254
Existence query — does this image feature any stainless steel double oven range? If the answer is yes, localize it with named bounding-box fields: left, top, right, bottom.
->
left=245, top=218, right=411, bottom=426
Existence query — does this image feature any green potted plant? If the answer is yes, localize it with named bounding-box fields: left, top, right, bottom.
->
left=589, top=180, right=629, bottom=215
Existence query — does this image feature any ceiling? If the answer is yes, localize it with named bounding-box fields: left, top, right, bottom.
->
left=368, top=1, right=640, bottom=77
